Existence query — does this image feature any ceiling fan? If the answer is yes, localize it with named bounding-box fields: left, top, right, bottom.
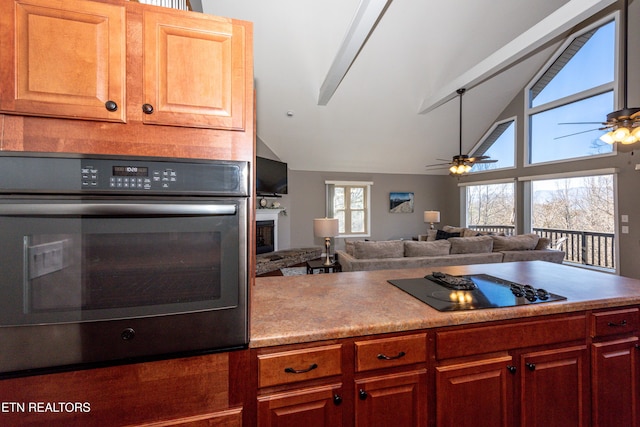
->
left=556, top=0, right=639, bottom=144
left=425, top=88, right=497, bottom=175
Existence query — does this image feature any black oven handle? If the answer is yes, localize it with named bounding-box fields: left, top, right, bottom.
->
left=0, top=203, right=237, bottom=217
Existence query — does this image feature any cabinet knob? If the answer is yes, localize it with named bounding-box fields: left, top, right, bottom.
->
left=142, top=103, right=154, bottom=114
left=105, top=100, right=118, bottom=112
left=507, top=365, right=517, bottom=374
left=526, top=362, right=536, bottom=371
left=358, top=389, right=368, bottom=400
left=333, top=394, right=342, bottom=406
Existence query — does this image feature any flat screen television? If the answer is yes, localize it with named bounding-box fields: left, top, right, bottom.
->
left=256, top=156, right=288, bottom=195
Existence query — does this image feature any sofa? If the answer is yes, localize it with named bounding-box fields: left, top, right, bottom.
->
left=335, top=231, right=565, bottom=272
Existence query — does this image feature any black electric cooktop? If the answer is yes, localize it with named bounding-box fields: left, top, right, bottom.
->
left=388, top=273, right=567, bottom=312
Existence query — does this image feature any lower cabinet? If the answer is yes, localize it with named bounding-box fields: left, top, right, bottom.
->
left=355, top=369, right=427, bottom=427
left=435, top=355, right=514, bottom=427
left=434, top=314, right=589, bottom=427
left=257, top=384, right=343, bottom=427
left=252, top=309, right=640, bottom=426
left=519, top=346, right=589, bottom=427
left=590, top=307, right=640, bottom=427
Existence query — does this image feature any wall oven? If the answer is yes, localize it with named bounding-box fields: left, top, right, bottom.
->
left=0, top=153, right=249, bottom=377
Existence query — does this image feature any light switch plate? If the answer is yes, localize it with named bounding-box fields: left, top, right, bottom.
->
left=622, top=225, right=629, bottom=234
left=622, top=215, right=629, bottom=223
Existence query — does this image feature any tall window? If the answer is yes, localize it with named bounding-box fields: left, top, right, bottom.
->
left=526, top=18, right=616, bottom=164
left=529, top=174, right=615, bottom=270
left=326, top=181, right=372, bottom=237
left=470, top=118, right=516, bottom=172
left=465, top=181, right=515, bottom=234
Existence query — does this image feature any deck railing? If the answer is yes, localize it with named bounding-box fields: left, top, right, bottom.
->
left=468, top=225, right=616, bottom=270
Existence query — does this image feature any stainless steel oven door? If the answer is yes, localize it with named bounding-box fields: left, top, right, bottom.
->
left=0, top=196, right=248, bottom=374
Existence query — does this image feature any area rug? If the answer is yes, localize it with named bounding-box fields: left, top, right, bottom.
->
left=280, top=267, right=307, bottom=276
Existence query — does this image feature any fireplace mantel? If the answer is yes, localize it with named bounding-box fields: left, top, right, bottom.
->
left=256, top=209, right=284, bottom=252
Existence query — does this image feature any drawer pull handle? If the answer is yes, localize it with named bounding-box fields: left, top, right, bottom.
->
left=333, top=394, right=342, bottom=406
left=507, top=365, right=517, bottom=374
left=607, top=320, right=628, bottom=327
left=359, top=389, right=368, bottom=400
left=284, top=363, right=318, bottom=374
left=377, top=351, right=406, bottom=361
left=526, top=362, right=536, bottom=371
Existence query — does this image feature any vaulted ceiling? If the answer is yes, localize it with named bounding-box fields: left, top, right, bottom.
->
left=203, top=0, right=618, bottom=174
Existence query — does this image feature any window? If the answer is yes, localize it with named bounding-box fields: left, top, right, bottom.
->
left=526, top=18, right=616, bottom=164
left=464, top=181, right=515, bottom=235
left=470, top=118, right=516, bottom=172
left=325, top=181, right=372, bottom=237
left=527, top=173, right=615, bottom=270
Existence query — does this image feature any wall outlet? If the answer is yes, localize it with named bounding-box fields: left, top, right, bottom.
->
left=28, top=240, right=66, bottom=279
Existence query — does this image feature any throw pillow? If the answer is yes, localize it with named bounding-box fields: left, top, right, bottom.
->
left=404, top=240, right=451, bottom=257
left=344, top=240, right=356, bottom=256
left=449, top=235, right=494, bottom=254
left=353, top=240, right=404, bottom=259
left=535, top=237, right=551, bottom=250
left=436, top=229, right=460, bottom=240
left=491, top=233, right=540, bottom=252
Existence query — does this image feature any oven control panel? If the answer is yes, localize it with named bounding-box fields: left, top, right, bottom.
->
left=81, top=164, right=177, bottom=191
left=0, top=155, right=249, bottom=196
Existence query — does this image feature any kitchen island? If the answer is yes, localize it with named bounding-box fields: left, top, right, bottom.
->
left=252, top=261, right=640, bottom=426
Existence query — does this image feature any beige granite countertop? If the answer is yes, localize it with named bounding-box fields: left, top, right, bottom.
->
left=250, top=261, right=640, bottom=348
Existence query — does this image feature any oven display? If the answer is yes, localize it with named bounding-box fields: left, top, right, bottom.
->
left=113, top=166, right=149, bottom=177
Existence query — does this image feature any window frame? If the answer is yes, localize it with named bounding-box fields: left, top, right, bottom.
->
left=524, top=13, right=619, bottom=167
left=325, top=180, right=372, bottom=238
left=458, top=178, right=517, bottom=233
left=469, top=116, right=517, bottom=174
left=518, top=168, right=618, bottom=274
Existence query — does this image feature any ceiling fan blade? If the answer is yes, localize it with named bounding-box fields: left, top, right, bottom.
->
left=474, top=159, right=498, bottom=164
left=553, top=128, right=602, bottom=140
left=558, top=122, right=603, bottom=125
left=425, top=162, right=451, bottom=168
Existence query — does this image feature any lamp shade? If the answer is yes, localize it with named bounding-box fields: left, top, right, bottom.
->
left=314, top=218, right=339, bottom=237
left=423, top=211, right=440, bottom=223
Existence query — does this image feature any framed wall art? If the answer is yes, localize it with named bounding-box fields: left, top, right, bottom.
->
left=389, top=192, right=414, bottom=213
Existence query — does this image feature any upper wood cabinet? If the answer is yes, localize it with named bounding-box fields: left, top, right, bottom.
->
left=142, top=9, right=247, bottom=130
left=0, top=0, right=249, bottom=132
left=0, top=0, right=126, bottom=122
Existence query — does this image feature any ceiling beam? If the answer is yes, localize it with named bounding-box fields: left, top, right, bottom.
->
left=318, top=0, right=392, bottom=106
left=417, top=0, right=618, bottom=115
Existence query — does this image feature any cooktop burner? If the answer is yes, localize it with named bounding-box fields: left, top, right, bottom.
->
left=388, top=273, right=566, bottom=312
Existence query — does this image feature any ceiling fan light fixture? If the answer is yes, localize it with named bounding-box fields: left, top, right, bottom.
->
left=602, top=0, right=639, bottom=145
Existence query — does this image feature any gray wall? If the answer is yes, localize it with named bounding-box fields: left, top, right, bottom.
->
left=287, top=170, right=457, bottom=251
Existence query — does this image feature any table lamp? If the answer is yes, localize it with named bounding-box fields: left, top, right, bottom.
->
left=424, top=211, right=440, bottom=230
left=314, top=218, right=339, bottom=265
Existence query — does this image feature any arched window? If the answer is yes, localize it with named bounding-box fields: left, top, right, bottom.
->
left=526, top=17, right=616, bottom=164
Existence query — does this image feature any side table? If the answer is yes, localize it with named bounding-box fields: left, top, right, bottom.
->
left=306, top=258, right=342, bottom=274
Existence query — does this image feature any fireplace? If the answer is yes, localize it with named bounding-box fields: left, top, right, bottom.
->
left=256, top=220, right=275, bottom=254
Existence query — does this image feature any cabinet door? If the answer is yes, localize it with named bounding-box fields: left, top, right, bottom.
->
left=142, top=9, right=247, bottom=130
left=0, top=0, right=125, bottom=122
left=592, top=337, right=639, bottom=427
left=257, top=384, right=343, bottom=427
left=436, top=355, right=514, bottom=427
left=354, top=369, right=427, bottom=427
left=519, top=345, right=589, bottom=427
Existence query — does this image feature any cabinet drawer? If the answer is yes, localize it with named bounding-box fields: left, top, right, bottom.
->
left=591, top=307, right=639, bottom=338
left=436, top=315, right=587, bottom=360
left=355, top=333, right=427, bottom=372
left=258, top=344, right=342, bottom=388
